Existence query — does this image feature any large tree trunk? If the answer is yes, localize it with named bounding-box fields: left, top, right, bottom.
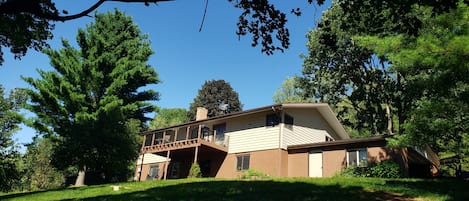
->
left=74, top=165, right=86, bottom=187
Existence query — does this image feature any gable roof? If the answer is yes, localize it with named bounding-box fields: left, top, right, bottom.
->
left=142, top=103, right=350, bottom=140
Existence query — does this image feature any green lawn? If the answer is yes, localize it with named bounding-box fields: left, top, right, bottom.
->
left=1, top=177, right=468, bottom=201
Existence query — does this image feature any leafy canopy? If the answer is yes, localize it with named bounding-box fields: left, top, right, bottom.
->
left=150, top=108, right=189, bottom=130
left=0, top=85, right=26, bottom=192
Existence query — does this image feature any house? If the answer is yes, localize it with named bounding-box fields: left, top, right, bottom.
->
left=135, top=103, right=439, bottom=180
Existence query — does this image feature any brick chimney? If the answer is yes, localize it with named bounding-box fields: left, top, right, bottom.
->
left=196, top=107, right=208, bottom=121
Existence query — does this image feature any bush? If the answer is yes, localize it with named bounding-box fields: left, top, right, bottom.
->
left=240, top=169, right=271, bottom=180
left=337, top=160, right=401, bottom=178
left=188, top=163, right=202, bottom=178
left=368, top=160, right=401, bottom=178
left=336, top=166, right=367, bottom=177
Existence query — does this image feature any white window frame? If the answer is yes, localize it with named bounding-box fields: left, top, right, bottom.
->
left=346, top=148, right=368, bottom=167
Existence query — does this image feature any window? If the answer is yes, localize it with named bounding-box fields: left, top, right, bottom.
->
left=213, top=123, right=226, bottom=146
left=347, top=149, right=368, bottom=167
left=147, top=165, right=159, bottom=180
left=284, top=114, right=294, bottom=125
left=266, top=114, right=280, bottom=127
left=284, top=113, right=294, bottom=129
left=236, top=155, right=250, bottom=171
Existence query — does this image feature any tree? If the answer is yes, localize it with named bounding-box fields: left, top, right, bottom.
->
left=149, top=107, right=189, bottom=130
left=21, top=137, right=65, bottom=191
left=356, top=2, right=469, bottom=174
left=272, top=76, right=309, bottom=104
left=23, top=9, right=160, bottom=186
left=1, top=0, right=466, bottom=65
left=298, top=2, right=400, bottom=136
left=0, top=85, right=26, bottom=192
left=188, top=80, right=242, bottom=120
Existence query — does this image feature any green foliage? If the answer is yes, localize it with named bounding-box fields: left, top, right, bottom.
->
left=188, top=163, right=202, bottom=178
left=150, top=108, right=188, bottom=130
left=240, top=169, right=271, bottom=180
left=272, top=77, right=310, bottom=104
left=337, top=160, right=401, bottom=178
left=355, top=2, right=469, bottom=174
left=21, top=138, right=65, bottom=191
left=22, top=9, right=160, bottom=185
left=368, top=160, right=401, bottom=178
left=299, top=2, right=399, bottom=136
left=0, top=85, right=26, bottom=192
left=188, top=80, right=242, bottom=120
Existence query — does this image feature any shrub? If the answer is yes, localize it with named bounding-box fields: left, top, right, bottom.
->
left=336, top=166, right=368, bottom=177
left=337, top=160, right=401, bottom=178
left=188, top=163, right=202, bottom=178
left=368, top=160, right=401, bottom=178
left=240, top=169, right=271, bottom=180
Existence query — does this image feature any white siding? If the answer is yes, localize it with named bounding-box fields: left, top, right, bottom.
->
left=226, top=111, right=280, bottom=153
left=136, top=153, right=169, bottom=165
left=282, top=108, right=337, bottom=148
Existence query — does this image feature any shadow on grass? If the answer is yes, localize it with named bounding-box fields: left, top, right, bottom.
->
left=384, top=178, right=469, bottom=201
left=61, top=180, right=414, bottom=201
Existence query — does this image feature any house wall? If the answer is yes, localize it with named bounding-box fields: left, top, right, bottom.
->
left=323, top=150, right=346, bottom=177
left=134, top=162, right=166, bottom=181
left=287, top=151, right=308, bottom=177
left=216, top=148, right=284, bottom=178
left=281, top=108, right=336, bottom=149
left=226, top=111, right=281, bottom=153
left=288, top=145, right=398, bottom=178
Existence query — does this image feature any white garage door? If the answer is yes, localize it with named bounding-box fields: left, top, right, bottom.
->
left=309, top=151, right=323, bottom=177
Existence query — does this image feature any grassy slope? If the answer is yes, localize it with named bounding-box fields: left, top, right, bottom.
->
left=1, top=178, right=468, bottom=201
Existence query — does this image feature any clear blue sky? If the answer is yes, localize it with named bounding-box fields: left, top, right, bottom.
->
left=0, top=1, right=330, bottom=147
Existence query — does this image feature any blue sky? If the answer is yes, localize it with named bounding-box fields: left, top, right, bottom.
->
left=0, top=1, right=329, bottom=146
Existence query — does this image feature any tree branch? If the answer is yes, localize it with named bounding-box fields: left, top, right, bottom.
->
left=0, top=0, right=174, bottom=22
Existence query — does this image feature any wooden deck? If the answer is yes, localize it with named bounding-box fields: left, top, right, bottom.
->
left=142, top=138, right=228, bottom=153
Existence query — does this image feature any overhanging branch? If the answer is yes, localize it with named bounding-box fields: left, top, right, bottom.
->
left=0, top=0, right=174, bottom=22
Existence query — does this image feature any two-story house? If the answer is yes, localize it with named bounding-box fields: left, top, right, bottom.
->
left=135, top=103, right=438, bottom=180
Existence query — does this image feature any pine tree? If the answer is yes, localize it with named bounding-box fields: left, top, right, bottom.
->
left=23, top=9, right=160, bottom=186
left=188, top=80, right=242, bottom=120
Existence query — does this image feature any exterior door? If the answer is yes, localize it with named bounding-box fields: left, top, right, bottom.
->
left=309, top=151, right=323, bottom=177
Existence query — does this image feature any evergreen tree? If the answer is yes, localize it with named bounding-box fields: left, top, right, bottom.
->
left=23, top=9, right=160, bottom=186
left=188, top=80, right=242, bottom=120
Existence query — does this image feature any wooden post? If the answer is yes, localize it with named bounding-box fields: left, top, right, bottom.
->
left=174, top=129, right=178, bottom=142
left=213, top=130, right=217, bottom=143
left=150, top=133, right=155, bottom=146
left=197, top=124, right=202, bottom=139
left=193, top=125, right=202, bottom=163
left=194, top=146, right=199, bottom=163
left=164, top=150, right=171, bottom=180
left=138, top=152, right=145, bottom=181
left=141, top=134, right=147, bottom=150
left=163, top=131, right=167, bottom=144
left=186, top=126, right=190, bottom=140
